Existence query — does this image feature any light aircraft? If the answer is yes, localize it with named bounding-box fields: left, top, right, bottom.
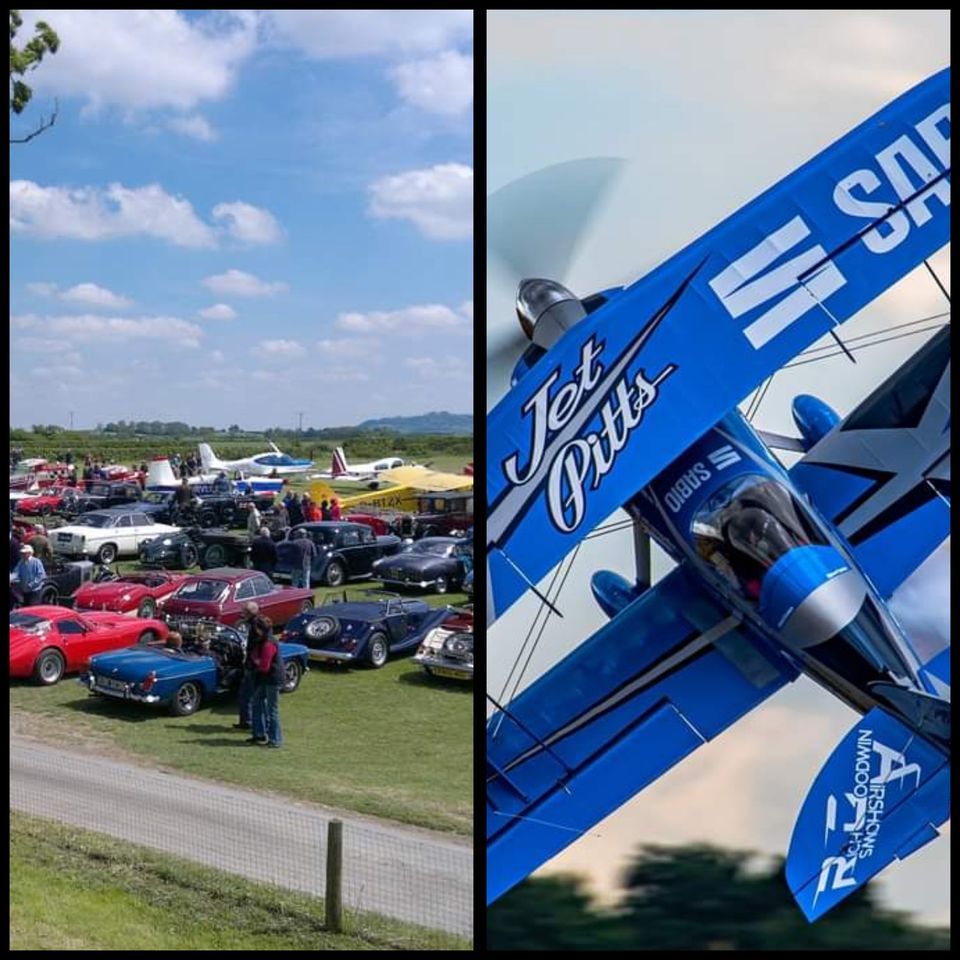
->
left=310, top=447, right=407, bottom=487
left=198, top=441, right=313, bottom=477
left=145, top=457, right=283, bottom=498
left=486, top=67, right=950, bottom=922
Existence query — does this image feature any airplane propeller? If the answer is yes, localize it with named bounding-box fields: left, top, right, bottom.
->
left=487, top=157, right=626, bottom=399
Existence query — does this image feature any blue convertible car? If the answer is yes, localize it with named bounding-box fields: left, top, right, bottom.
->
left=280, top=592, right=452, bottom=668
left=79, top=617, right=310, bottom=716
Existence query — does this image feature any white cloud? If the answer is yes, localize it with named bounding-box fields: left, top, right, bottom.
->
left=30, top=363, right=84, bottom=379
left=211, top=350, right=225, bottom=364
left=458, top=300, right=473, bottom=320
left=198, top=303, right=237, bottom=321
left=368, top=163, right=472, bottom=240
left=14, top=312, right=203, bottom=348
left=16, top=10, right=257, bottom=113
left=262, top=10, right=472, bottom=59
left=254, top=339, right=306, bottom=358
left=22, top=281, right=132, bottom=308
left=203, top=269, right=288, bottom=297
left=336, top=303, right=465, bottom=334
left=10, top=180, right=217, bottom=248
left=391, top=50, right=473, bottom=115
left=59, top=282, right=133, bottom=309
left=315, top=337, right=379, bottom=358
left=212, top=201, right=284, bottom=245
left=14, top=337, right=83, bottom=366
left=403, top=354, right=468, bottom=379
left=168, top=114, right=218, bottom=142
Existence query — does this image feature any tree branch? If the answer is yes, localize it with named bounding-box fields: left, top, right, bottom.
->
left=10, top=97, right=58, bottom=143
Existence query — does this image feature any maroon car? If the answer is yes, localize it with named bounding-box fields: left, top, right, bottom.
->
left=160, top=568, right=314, bottom=628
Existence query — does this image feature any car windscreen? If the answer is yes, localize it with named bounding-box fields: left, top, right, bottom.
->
left=142, top=491, right=169, bottom=504
left=172, top=580, right=229, bottom=602
left=73, top=513, right=114, bottom=528
left=408, top=541, right=453, bottom=556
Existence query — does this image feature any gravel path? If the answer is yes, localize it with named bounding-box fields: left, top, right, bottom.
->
left=10, top=735, right=472, bottom=939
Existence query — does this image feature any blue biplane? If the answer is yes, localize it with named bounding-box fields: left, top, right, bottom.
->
left=486, top=67, right=950, bottom=921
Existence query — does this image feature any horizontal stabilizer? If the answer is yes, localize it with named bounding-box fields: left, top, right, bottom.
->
left=786, top=706, right=949, bottom=922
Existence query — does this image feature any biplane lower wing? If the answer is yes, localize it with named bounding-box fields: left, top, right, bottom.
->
left=790, top=324, right=950, bottom=602
left=486, top=564, right=799, bottom=903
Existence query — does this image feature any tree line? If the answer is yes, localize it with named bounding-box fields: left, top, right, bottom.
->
left=487, top=844, right=949, bottom=951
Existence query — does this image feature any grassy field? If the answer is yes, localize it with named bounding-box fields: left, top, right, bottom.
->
left=10, top=811, right=469, bottom=950
left=10, top=583, right=472, bottom=833
left=12, top=447, right=473, bottom=835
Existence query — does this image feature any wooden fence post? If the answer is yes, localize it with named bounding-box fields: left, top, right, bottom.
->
left=326, top=819, right=343, bottom=932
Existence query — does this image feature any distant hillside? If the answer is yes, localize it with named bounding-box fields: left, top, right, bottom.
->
left=356, top=411, right=472, bottom=435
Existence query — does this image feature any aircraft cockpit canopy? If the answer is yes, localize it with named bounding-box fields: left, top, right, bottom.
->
left=691, top=474, right=827, bottom=600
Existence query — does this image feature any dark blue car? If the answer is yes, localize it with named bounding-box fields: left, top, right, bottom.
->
left=280, top=592, right=452, bottom=668
left=274, top=522, right=401, bottom=587
left=79, top=618, right=310, bottom=716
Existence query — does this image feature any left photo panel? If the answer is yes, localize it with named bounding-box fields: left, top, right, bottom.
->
left=10, top=8, right=475, bottom=950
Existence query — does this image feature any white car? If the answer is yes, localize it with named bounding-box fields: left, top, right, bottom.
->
left=51, top=511, right=180, bottom=564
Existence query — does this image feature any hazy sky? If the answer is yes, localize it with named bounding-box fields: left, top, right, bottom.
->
left=10, top=10, right=473, bottom=430
left=487, top=9, right=950, bottom=926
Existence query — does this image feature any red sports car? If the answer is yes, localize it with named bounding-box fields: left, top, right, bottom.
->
left=16, top=486, right=74, bottom=516
left=160, top=568, right=315, bottom=627
left=10, top=605, right=169, bottom=685
left=73, top=571, right=189, bottom=618
left=344, top=512, right=393, bottom=536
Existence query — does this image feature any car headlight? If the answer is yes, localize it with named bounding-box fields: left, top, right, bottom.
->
left=445, top=636, right=473, bottom=655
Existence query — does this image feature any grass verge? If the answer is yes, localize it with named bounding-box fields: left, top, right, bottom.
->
left=10, top=811, right=469, bottom=950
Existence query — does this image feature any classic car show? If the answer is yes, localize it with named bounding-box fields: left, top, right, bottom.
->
left=10, top=9, right=472, bottom=948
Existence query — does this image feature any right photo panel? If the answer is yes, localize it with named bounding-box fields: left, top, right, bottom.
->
left=486, top=9, right=951, bottom=949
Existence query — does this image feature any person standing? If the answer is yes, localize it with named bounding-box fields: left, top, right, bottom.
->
left=320, top=499, right=332, bottom=521
left=14, top=544, right=46, bottom=607
left=10, top=529, right=22, bottom=572
left=287, top=493, right=304, bottom=528
left=292, top=529, right=316, bottom=588
left=329, top=497, right=341, bottom=520
left=246, top=501, right=262, bottom=538
left=250, top=527, right=278, bottom=577
left=273, top=499, right=289, bottom=531
left=234, top=601, right=261, bottom=732
left=27, top=525, right=54, bottom=564
left=250, top=616, right=283, bottom=748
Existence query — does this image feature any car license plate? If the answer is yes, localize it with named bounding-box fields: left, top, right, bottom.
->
left=432, top=667, right=467, bottom=679
left=96, top=676, right=127, bottom=692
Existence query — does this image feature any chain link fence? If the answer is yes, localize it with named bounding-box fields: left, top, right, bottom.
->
left=10, top=737, right=472, bottom=945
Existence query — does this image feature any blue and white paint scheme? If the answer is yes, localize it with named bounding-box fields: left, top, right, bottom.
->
left=145, top=457, right=284, bottom=498
left=198, top=442, right=313, bottom=477
left=486, top=67, right=950, bottom=921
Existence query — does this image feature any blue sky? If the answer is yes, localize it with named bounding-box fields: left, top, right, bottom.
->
left=487, top=10, right=950, bottom=926
left=10, top=10, right=473, bottom=430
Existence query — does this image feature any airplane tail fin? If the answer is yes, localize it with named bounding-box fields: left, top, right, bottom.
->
left=146, top=457, right=178, bottom=488
left=198, top=443, right=223, bottom=471
left=331, top=447, right=348, bottom=476
left=786, top=705, right=949, bottom=922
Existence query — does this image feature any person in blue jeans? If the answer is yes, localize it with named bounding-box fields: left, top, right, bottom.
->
left=250, top=616, right=284, bottom=748
left=291, top=529, right=316, bottom=589
left=233, top=601, right=261, bottom=731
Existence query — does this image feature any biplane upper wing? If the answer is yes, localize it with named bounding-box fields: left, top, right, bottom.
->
left=487, top=563, right=800, bottom=903
left=487, top=67, right=950, bottom=625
